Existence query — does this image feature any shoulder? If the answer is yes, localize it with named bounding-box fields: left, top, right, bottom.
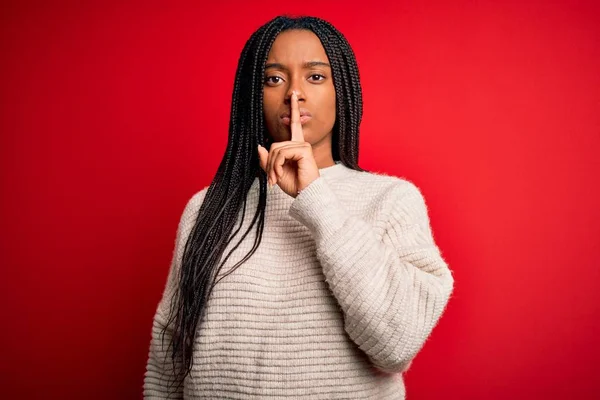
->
left=185, top=185, right=210, bottom=211
left=178, top=185, right=211, bottom=228
left=336, top=167, right=426, bottom=205
left=334, top=167, right=431, bottom=227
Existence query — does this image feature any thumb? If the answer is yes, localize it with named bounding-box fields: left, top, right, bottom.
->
left=257, top=145, right=268, bottom=172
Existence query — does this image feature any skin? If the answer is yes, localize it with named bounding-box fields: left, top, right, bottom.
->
left=258, top=29, right=337, bottom=198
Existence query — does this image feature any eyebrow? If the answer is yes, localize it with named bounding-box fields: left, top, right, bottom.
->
left=264, top=61, right=331, bottom=71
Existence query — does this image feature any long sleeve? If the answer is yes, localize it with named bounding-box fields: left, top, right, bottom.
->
left=143, top=190, right=206, bottom=399
left=288, top=176, right=454, bottom=374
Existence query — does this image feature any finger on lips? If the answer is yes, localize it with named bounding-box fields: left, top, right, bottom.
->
left=258, top=90, right=307, bottom=187
left=291, top=91, right=304, bottom=142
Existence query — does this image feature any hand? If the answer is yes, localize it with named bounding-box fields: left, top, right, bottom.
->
left=257, top=91, right=320, bottom=198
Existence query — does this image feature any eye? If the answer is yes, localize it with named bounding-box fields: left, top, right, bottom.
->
left=264, top=76, right=284, bottom=85
left=309, top=74, right=326, bottom=82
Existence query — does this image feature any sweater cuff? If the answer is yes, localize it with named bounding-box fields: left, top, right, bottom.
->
left=288, top=176, right=349, bottom=241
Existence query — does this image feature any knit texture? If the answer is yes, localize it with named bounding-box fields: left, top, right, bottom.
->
left=144, top=162, right=454, bottom=399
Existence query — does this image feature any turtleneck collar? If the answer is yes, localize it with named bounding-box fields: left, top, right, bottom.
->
left=317, top=161, right=345, bottom=178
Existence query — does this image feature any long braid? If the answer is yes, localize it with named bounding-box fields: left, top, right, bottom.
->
left=161, top=15, right=368, bottom=394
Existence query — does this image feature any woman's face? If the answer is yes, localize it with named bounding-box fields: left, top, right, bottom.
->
left=262, top=29, right=336, bottom=146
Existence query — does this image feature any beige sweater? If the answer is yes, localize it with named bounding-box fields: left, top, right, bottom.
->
left=144, top=162, right=454, bottom=399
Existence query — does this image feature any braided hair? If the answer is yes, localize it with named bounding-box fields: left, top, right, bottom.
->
left=162, top=15, right=367, bottom=392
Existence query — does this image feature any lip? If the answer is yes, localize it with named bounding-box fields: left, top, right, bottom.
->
left=281, top=115, right=312, bottom=125
left=280, top=108, right=312, bottom=125
left=280, top=108, right=312, bottom=118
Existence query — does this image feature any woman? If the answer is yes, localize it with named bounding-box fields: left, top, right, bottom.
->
left=144, top=15, right=454, bottom=399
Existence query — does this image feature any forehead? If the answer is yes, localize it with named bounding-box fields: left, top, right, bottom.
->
left=266, top=29, right=329, bottom=63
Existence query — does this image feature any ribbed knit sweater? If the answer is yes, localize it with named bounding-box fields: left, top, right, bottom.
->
left=144, top=162, right=454, bottom=399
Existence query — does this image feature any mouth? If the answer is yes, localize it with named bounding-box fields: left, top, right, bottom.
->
left=280, top=109, right=312, bottom=126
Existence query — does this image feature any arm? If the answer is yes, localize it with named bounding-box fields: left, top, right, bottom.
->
left=143, top=190, right=206, bottom=399
left=289, top=177, right=454, bottom=373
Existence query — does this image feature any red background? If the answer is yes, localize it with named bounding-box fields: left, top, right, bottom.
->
left=1, top=0, right=599, bottom=398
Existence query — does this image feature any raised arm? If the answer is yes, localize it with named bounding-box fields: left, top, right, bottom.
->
left=289, top=177, right=454, bottom=373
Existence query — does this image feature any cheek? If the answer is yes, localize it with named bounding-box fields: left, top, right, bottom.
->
left=330, top=91, right=337, bottom=115
left=313, top=91, right=336, bottom=132
left=263, top=94, right=279, bottom=121
left=263, top=91, right=277, bottom=115
left=262, top=94, right=281, bottom=136
left=325, top=89, right=337, bottom=126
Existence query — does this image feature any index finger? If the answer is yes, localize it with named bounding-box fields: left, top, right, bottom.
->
left=290, top=91, right=305, bottom=142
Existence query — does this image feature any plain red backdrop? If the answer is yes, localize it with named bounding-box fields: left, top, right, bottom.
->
left=1, top=0, right=599, bottom=399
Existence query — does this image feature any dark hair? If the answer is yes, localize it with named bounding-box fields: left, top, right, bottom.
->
left=162, top=14, right=367, bottom=392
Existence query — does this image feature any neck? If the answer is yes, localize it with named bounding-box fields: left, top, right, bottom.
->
left=311, top=132, right=335, bottom=169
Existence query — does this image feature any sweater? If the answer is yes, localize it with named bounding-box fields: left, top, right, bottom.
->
left=143, top=162, right=454, bottom=399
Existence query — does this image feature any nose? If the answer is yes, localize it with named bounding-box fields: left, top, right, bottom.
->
left=284, top=86, right=305, bottom=105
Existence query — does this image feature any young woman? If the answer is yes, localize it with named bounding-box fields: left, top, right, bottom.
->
left=144, top=15, right=454, bottom=399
